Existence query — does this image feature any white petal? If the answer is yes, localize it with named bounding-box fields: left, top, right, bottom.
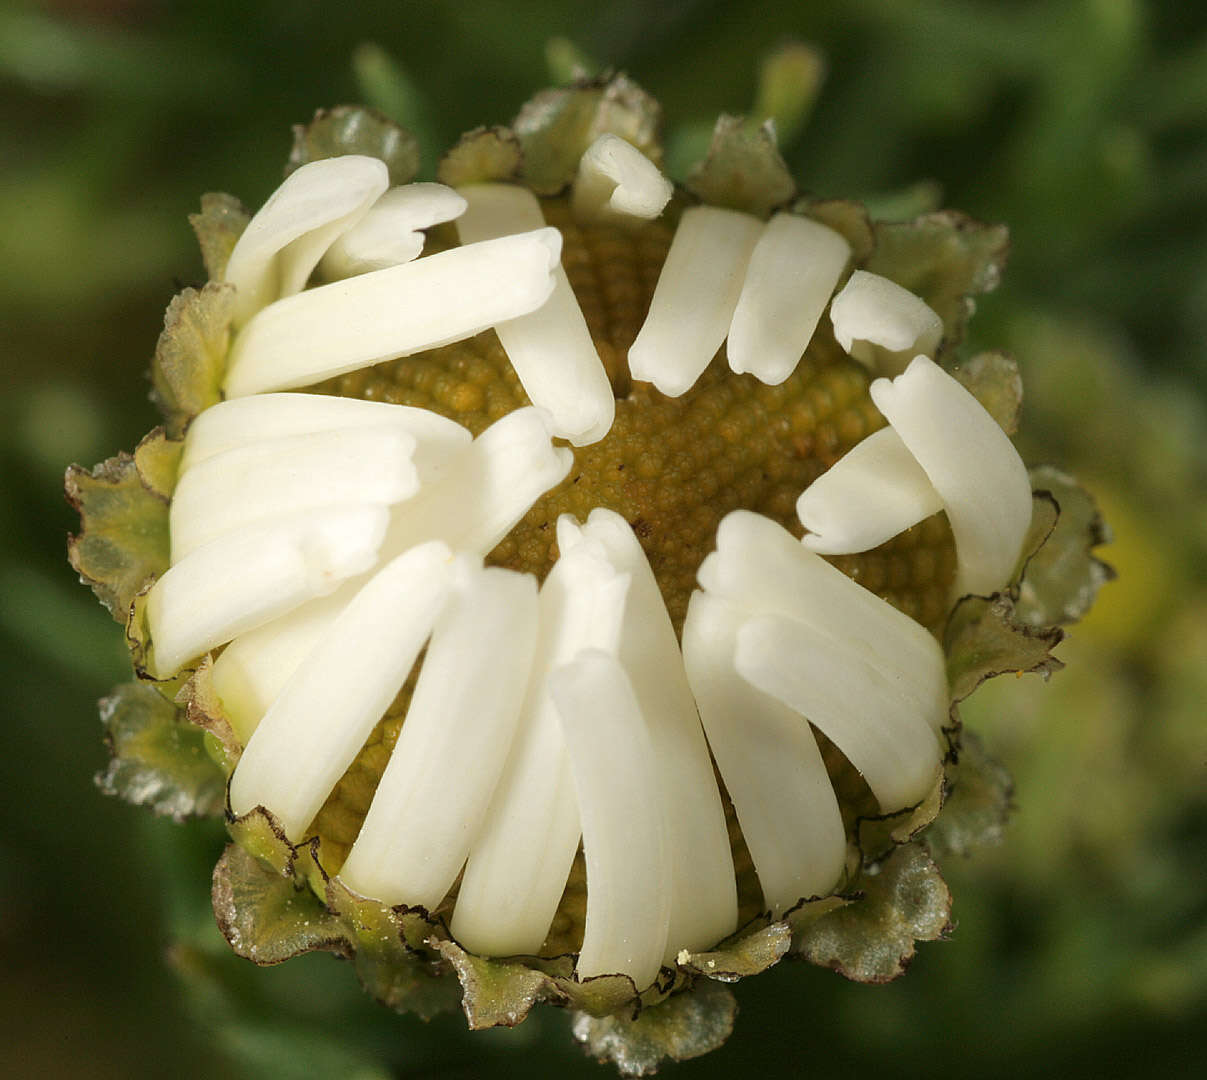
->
left=223, top=228, right=562, bottom=398
left=870, top=356, right=1033, bottom=598
left=571, top=134, right=673, bottom=223
left=797, top=426, right=944, bottom=554
left=224, top=156, right=389, bottom=327
left=179, top=392, right=470, bottom=476
left=580, top=508, right=736, bottom=957
left=830, top=271, right=943, bottom=377
left=549, top=651, right=671, bottom=988
left=339, top=563, right=540, bottom=909
left=452, top=522, right=630, bottom=957
left=169, top=426, right=419, bottom=562
left=455, top=184, right=615, bottom=446
left=228, top=540, right=455, bottom=838
left=377, top=405, right=573, bottom=561
left=319, top=183, right=468, bottom=278
left=628, top=206, right=763, bottom=397
left=145, top=503, right=388, bottom=679
left=682, top=591, right=846, bottom=914
left=207, top=407, right=569, bottom=737
left=735, top=612, right=944, bottom=812
left=699, top=511, right=949, bottom=732
left=727, top=213, right=851, bottom=385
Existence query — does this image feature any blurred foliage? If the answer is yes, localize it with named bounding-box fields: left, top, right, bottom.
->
left=3, top=0, right=1204, bottom=1076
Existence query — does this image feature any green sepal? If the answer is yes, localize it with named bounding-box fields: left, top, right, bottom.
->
left=855, top=767, right=947, bottom=866
left=922, top=729, right=1014, bottom=858
left=435, top=940, right=565, bottom=1028
left=865, top=211, right=1010, bottom=351
left=792, top=842, right=952, bottom=983
left=1017, top=466, right=1115, bottom=627
left=945, top=591, right=1064, bottom=704
left=677, top=919, right=792, bottom=982
left=189, top=193, right=250, bottom=281
left=794, top=196, right=875, bottom=265
left=66, top=430, right=176, bottom=622
left=435, top=126, right=523, bottom=188
left=150, top=283, right=235, bottom=436
left=96, top=680, right=226, bottom=821
left=513, top=74, right=663, bottom=196
left=685, top=114, right=795, bottom=219
left=181, top=660, right=243, bottom=775
left=954, top=351, right=1023, bottom=434
left=571, top=979, right=737, bottom=1078
left=288, top=105, right=420, bottom=187
left=212, top=842, right=352, bottom=965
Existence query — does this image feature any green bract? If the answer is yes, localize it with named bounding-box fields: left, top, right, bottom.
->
left=67, top=74, right=1109, bottom=1074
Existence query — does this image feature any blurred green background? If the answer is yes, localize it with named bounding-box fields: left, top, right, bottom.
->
left=2, top=0, right=1204, bottom=1076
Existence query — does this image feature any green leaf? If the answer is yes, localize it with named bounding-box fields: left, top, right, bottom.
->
left=514, top=75, right=663, bottom=195
left=66, top=443, right=171, bottom=622
left=96, top=680, right=226, bottom=820
left=1017, top=466, right=1115, bottom=627
left=212, top=843, right=351, bottom=965
left=752, top=41, right=826, bottom=150
left=865, top=211, right=1010, bottom=350
left=945, top=592, right=1065, bottom=704
left=953, top=351, right=1023, bottom=434
left=189, top=192, right=250, bottom=281
left=923, top=730, right=1014, bottom=858
left=572, top=980, right=737, bottom=1077
left=150, top=283, right=235, bottom=435
left=685, top=114, right=796, bottom=218
left=793, top=843, right=952, bottom=983
left=436, top=126, right=523, bottom=189
left=288, top=106, right=420, bottom=187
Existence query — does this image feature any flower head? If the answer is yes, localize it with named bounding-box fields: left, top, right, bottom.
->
left=68, top=77, right=1109, bottom=1073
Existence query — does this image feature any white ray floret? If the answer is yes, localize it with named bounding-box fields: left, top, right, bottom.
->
left=179, top=393, right=470, bottom=476
left=570, top=134, right=674, bottom=224
left=735, top=612, right=944, bottom=811
left=223, top=155, right=389, bottom=327
left=228, top=540, right=455, bottom=839
left=145, top=503, right=388, bottom=679
left=682, top=591, right=847, bottom=914
left=339, top=562, right=539, bottom=909
left=830, top=270, right=943, bottom=377
left=452, top=520, right=630, bottom=958
left=870, top=355, right=1033, bottom=598
left=628, top=205, right=763, bottom=397
left=727, top=213, right=851, bottom=385
left=223, top=228, right=562, bottom=397
left=455, top=183, right=615, bottom=446
left=698, top=511, right=949, bottom=733
left=580, top=508, right=737, bottom=957
left=319, top=182, right=468, bottom=279
left=169, top=427, right=419, bottom=562
left=207, top=407, right=570, bottom=739
left=549, top=651, right=671, bottom=989
left=797, top=426, right=944, bottom=555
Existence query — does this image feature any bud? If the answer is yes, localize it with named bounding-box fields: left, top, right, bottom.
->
left=67, top=74, right=1110, bottom=1074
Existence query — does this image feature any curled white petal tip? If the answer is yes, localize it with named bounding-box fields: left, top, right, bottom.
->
left=870, top=355, right=1033, bottom=599
left=830, top=271, right=943, bottom=376
left=222, top=228, right=561, bottom=398
left=228, top=540, right=455, bottom=838
left=571, top=134, right=673, bottom=224
left=319, top=182, right=467, bottom=279
left=550, top=650, right=671, bottom=989
left=797, top=425, right=943, bottom=554
left=224, top=155, right=389, bottom=327
left=146, top=503, right=389, bottom=679
left=339, top=562, right=539, bottom=909
left=727, top=213, right=851, bottom=385
left=455, top=183, right=615, bottom=446
left=628, top=205, right=763, bottom=397
left=682, top=592, right=846, bottom=914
